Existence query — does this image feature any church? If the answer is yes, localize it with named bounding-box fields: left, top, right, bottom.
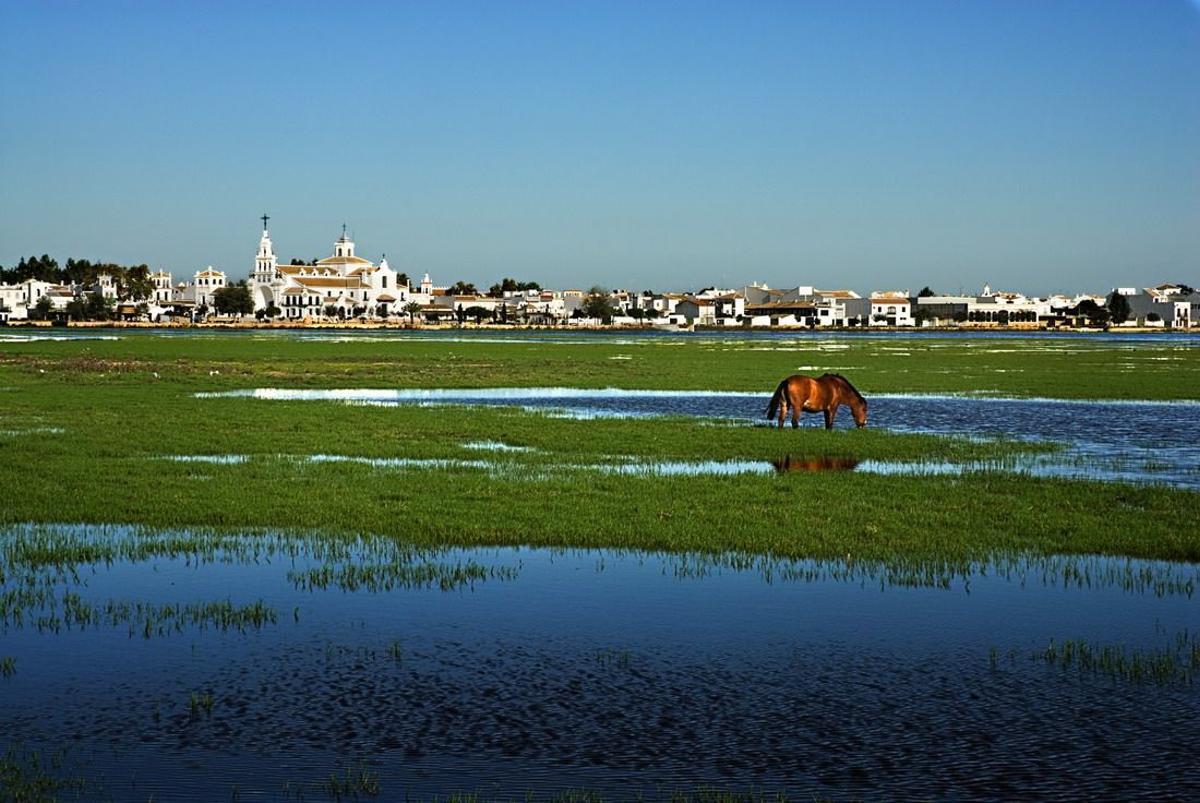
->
left=250, top=218, right=412, bottom=319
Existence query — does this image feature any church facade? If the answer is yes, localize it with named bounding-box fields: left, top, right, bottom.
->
left=250, top=222, right=410, bottom=319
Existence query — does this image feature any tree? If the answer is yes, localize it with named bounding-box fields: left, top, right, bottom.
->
left=464, top=305, right=492, bottom=324
left=1076, top=299, right=1109, bottom=326
left=488, top=278, right=541, bottom=297
left=1106, top=291, right=1131, bottom=324
left=402, top=302, right=423, bottom=324
left=32, top=296, right=53, bottom=321
left=448, top=280, right=478, bottom=296
left=120, top=265, right=154, bottom=301
left=323, top=304, right=338, bottom=319
left=395, top=273, right=410, bottom=290
left=917, top=286, right=936, bottom=298
left=212, top=282, right=253, bottom=316
left=581, top=286, right=615, bottom=323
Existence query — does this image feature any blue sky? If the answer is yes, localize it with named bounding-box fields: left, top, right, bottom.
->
left=1, top=0, right=1197, bottom=294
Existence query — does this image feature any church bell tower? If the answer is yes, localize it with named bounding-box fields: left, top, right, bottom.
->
left=255, top=215, right=277, bottom=280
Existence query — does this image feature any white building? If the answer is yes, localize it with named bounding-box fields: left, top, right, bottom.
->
left=179, top=267, right=227, bottom=310
left=869, top=292, right=914, bottom=326
left=0, top=279, right=69, bottom=320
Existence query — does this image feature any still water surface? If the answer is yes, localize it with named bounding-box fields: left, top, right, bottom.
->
left=201, top=387, right=1200, bottom=489
left=2, top=524, right=1198, bottom=799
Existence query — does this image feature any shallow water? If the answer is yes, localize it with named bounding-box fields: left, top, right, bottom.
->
left=4, top=326, right=1200, bottom=346
left=199, top=387, right=1200, bottom=489
left=2, top=523, right=1198, bottom=799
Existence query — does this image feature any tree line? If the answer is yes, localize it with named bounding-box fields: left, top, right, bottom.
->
left=1, top=255, right=157, bottom=300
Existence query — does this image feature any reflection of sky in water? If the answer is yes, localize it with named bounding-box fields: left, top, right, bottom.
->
left=198, top=388, right=1200, bottom=488
left=3, top=524, right=1199, bottom=799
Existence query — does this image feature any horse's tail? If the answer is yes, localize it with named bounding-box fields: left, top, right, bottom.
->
left=765, top=379, right=788, bottom=420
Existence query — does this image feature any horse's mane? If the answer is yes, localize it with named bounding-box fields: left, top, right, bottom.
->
left=824, top=373, right=866, bottom=404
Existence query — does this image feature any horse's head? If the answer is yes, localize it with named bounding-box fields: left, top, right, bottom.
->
left=851, top=398, right=868, bottom=428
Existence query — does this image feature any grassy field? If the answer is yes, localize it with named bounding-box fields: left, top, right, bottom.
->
left=2, top=328, right=1198, bottom=398
left=1, top=330, right=1198, bottom=564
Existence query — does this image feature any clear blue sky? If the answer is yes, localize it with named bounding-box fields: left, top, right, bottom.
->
left=1, top=0, right=1197, bottom=295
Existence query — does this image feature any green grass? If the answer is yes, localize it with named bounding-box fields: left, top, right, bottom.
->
left=2, top=328, right=1198, bottom=398
left=0, top=332, right=1197, bottom=565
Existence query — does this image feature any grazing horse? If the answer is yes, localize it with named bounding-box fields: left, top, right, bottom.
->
left=765, top=374, right=868, bottom=430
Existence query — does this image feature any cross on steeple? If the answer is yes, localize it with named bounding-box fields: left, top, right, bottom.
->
left=342, top=222, right=347, bottom=238
left=261, top=213, right=270, bottom=231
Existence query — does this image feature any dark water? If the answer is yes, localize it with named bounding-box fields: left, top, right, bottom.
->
left=2, top=524, right=1198, bottom=800
left=204, top=388, right=1200, bottom=489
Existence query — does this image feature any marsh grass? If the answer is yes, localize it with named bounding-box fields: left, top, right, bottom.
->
left=0, top=334, right=1197, bottom=564
left=188, top=690, right=215, bottom=717
left=0, top=744, right=88, bottom=801
left=319, top=761, right=381, bottom=800
left=0, top=655, right=15, bottom=677
left=1034, top=631, right=1200, bottom=686
left=386, top=639, right=403, bottom=663
left=289, top=560, right=516, bottom=593
left=594, top=647, right=632, bottom=669
left=29, top=595, right=277, bottom=637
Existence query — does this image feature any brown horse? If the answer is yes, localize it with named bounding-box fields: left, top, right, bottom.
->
left=765, top=373, right=868, bottom=430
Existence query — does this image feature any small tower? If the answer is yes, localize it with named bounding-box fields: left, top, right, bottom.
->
left=333, top=223, right=355, bottom=259
left=252, top=214, right=279, bottom=312
left=254, top=215, right=277, bottom=285
left=420, top=272, right=433, bottom=295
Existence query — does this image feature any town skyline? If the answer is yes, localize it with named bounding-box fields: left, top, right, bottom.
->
left=3, top=214, right=1195, bottom=302
left=2, top=1, right=1198, bottom=296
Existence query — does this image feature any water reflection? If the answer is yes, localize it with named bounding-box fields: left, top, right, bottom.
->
left=2, top=524, right=1198, bottom=799
left=772, top=455, right=860, bottom=473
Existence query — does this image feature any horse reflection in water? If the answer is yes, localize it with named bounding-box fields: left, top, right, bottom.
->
left=771, top=455, right=861, bottom=473
left=765, top=373, right=868, bottom=430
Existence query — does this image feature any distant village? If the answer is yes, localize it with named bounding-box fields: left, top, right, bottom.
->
left=1, top=222, right=1197, bottom=329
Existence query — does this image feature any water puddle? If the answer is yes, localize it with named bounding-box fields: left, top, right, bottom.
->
left=1, top=523, right=1198, bottom=799
left=0, top=426, right=65, bottom=437
left=461, top=440, right=536, bottom=453
left=195, top=388, right=1200, bottom=488
left=0, top=334, right=123, bottom=343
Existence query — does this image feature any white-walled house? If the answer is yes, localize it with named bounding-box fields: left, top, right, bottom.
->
left=0, top=279, right=70, bottom=319
left=869, top=292, right=914, bottom=326
left=179, top=268, right=227, bottom=310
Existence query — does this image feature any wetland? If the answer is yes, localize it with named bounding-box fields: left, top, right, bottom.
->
left=1, top=329, right=1198, bottom=799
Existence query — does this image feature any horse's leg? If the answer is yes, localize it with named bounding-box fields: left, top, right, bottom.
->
left=791, top=404, right=801, bottom=429
left=824, top=404, right=836, bottom=430
left=777, top=399, right=787, bottom=430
